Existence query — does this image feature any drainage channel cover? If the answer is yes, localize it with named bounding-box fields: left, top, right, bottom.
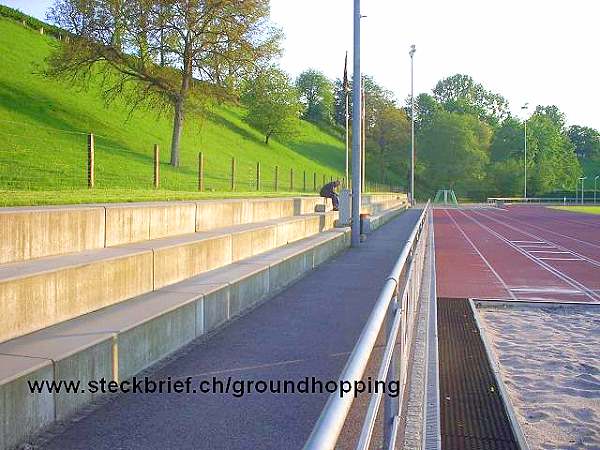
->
left=437, top=298, right=519, bottom=450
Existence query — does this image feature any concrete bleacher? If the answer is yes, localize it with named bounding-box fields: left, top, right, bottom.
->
left=0, top=193, right=407, bottom=450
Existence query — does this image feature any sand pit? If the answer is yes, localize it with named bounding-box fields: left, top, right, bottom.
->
left=477, top=303, right=600, bottom=449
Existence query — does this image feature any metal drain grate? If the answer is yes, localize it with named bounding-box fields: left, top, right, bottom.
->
left=437, top=298, right=519, bottom=450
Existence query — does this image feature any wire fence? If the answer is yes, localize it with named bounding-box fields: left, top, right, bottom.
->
left=0, top=123, right=397, bottom=199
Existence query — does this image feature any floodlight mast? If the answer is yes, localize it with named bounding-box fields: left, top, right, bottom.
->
left=579, top=176, right=587, bottom=204
left=409, top=44, right=416, bottom=205
left=351, top=0, right=362, bottom=247
left=521, top=103, right=529, bottom=199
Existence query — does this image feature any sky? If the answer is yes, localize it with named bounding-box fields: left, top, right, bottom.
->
left=5, top=0, right=600, bottom=129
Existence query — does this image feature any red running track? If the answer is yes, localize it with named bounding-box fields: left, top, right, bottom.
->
left=434, top=206, right=600, bottom=303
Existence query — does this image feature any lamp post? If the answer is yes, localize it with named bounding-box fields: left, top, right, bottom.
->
left=351, top=0, right=362, bottom=247
left=345, top=52, right=350, bottom=189
left=579, top=177, right=587, bottom=204
left=409, top=44, right=416, bottom=205
left=595, top=175, right=599, bottom=204
left=521, top=103, right=529, bottom=199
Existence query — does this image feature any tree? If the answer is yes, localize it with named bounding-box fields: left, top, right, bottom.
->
left=333, top=77, right=351, bottom=128
left=568, top=125, right=600, bottom=159
left=47, top=0, right=281, bottom=166
left=433, top=74, right=509, bottom=126
left=488, top=159, right=525, bottom=196
left=241, top=67, right=301, bottom=145
left=534, top=105, right=566, bottom=131
left=295, top=69, right=334, bottom=124
left=362, top=75, right=395, bottom=122
left=419, top=111, right=492, bottom=197
left=490, top=117, right=523, bottom=162
left=367, top=106, right=410, bottom=182
left=404, top=93, right=440, bottom=132
left=525, top=114, right=581, bottom=194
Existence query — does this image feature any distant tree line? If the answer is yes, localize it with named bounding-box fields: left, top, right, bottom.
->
left=408, top=75, right=598, bottom=198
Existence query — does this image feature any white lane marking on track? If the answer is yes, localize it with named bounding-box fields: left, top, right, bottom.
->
left=538, top=257, right=583, bottom=261
left=510, top=240, right=545, bottom=244
left=470, top=209, right=600, bottom=268
left=456, top=209, right=600, bottom=302
left=442, top=209, right=517, bottom=300
left=476, top=296, right=589, bottom=303
left=509, top=287, right=583, bottom=294
left=486, top=208, right=600, bottom=250
left=528, top=250, right=570, bottom=254
left=517, top=245, right=556, bottom=249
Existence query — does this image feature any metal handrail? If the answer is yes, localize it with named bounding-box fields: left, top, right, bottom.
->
left=304, top=201, right=431, bottom=450
left=487, top=197, right=582, bottom=204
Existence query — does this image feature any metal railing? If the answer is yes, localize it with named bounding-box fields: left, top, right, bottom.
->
left=487, top=196, right=598, bottom=206
left=304, top=201, right=431, bottom=450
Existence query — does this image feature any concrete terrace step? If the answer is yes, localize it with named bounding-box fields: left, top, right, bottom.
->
left=0, top=228, right=350, bottom=450
left=0, top=212, right=338, bottom=343
left=363, top=201, right=409, bottom=233
left=0, top=194, right=405, bottom=265
left=0, top=197, right=331, bottom=265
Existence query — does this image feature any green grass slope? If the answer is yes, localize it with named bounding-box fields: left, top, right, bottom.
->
left=0, top=16, right=353, bottom=205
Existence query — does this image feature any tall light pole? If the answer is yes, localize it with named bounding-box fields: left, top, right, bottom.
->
left=344, top=52, right=350, bottom=189
left=409, top=44, right=416, bottom=205
left=595, top=175, right=599, bottom=204
left=521, top=103, right=529, bottom=199
left=579, top=176, right=587, bottom=204
left=351, top=0, right=362, bottom=247
left=361, top=77, right=366, bottom=193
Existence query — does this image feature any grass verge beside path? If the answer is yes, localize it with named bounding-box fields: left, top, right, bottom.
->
left=0, top=189, right=317, bottom=207
left=549, top=206, right=600, bottom=215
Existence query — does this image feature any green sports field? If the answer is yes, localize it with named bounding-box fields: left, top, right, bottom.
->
left=549, top=206, right=600, bottom=215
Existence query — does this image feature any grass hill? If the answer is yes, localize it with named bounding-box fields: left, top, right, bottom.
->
left=0, top=13, right=357, bottom=206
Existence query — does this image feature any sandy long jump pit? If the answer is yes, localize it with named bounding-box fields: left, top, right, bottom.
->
left=475, top=302, right=600, bottom=449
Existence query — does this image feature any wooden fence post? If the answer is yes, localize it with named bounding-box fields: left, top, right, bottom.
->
left=87, top=133, right=95, bottom=188
left=322, top=174, right=326, bottom=186
left=303, top=170, right=307, bottom=192
left=198, top=152, right=204, bottom=192
left=313, top=172, right=317, bottom=192
left=290, top=168, right=294, bottom=191
left=231, top=157, right=236, bottom=191
left=274, top=166, right=279, bottom=192
left=153, top=144, right=160, bottom=188
left=256, top=161, right=261, bottom=191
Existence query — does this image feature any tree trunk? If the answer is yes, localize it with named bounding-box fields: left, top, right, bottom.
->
left=170, top=33, right=193, bottom=167
left=160, top=30, right=166, bottom=66
left=170, top=97, right=184, bottom=166
left=265, top=132, right=272, bottom=145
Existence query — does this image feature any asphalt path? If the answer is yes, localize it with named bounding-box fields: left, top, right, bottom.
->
left=41, top=209, right=422, bottom=450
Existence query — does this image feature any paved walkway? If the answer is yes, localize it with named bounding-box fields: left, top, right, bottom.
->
left=41, top=209, right=422, bottom=450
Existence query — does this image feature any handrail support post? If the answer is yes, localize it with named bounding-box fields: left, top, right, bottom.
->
left=384, top=294, right=400, bottom=449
